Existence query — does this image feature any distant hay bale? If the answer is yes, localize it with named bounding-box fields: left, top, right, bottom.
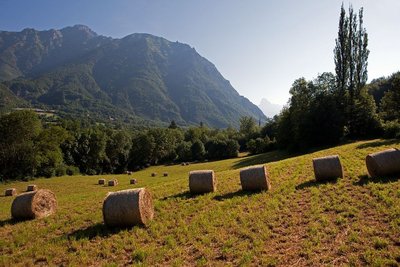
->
left=189, top=170, right=216, bottom=194
left=181, top=163, right=185, bottom=166
left=11, top=189, right=57, bottom=220
left=5, top=188, right=17, bottom=197
left=312, top=155, right=343, bottom=181
left=27, top=185, right=37, bottom=192
left=108, top=179, right=118, bottom=186
left=130, top=179, right=137, bottom=184
left=366, top=148, right=400, bottom=177
left=102, top=188, right=154, bottom=227
left=163, top=172, right=168, bottom=177
left=127, top=171, right=132, bottom=175
left=98, top=179, right=106, bottom=185
left=240, top=165, right=271, bottom=191
left=151, top=172, right=157, bottom=177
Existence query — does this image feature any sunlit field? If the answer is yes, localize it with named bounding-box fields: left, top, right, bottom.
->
left=1, top=139, right=399, bottom=266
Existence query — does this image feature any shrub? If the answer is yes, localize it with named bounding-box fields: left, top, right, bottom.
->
left=383, top=120, right=400, bottom=139
left=66, top=166, right=80, bottom=176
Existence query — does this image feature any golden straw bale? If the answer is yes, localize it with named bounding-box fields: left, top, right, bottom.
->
left=240, top=165, right=271, bottom=191
left=11, top=189, right=57, bottom=220
left=108, top=180, right=118, bottom=186
left=312, top=155, right=343, bottom=181
left=366, top=148, right=400, bottom=177
left=26, top=185, right=37, bottom=192
left=102, top=188, right=154, bottom=227
left=189, top=170, right=216, bottom=194
left=5, top=188, right=17, bottom=197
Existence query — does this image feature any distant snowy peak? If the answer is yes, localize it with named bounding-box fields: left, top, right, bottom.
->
left=258, top=98, right=283, bottom=118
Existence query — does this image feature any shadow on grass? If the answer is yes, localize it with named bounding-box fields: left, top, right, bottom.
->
left=296, top=178, right=339, bottom=190
left=213, top=190, right=263, bottom=201
left=67, top=223, right=132, bottom=240
left=0, top=218, right=22, bottom=227
left=232, top=150, right=295, bottom=169
left=160, top=191, right=197, bottom=201
left=354, top=174, right=399, bottom=186
left=356, top=139, right=400, bottom=149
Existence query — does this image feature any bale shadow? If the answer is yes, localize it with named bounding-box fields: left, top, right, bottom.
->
left=296, top=178, right=339, bottom=190
left=232, top=150, right=295, bottom=169
left=67, top=223, right=130, bottom=240
left=354, top=174, right=399, bottom=186
left=0, top=218, right=21, bottom=227
left=213, top=190, right=262, bottom=201
left=356, top=139, right=400, bottom=149
left=160, top=191, right=197, bottom=201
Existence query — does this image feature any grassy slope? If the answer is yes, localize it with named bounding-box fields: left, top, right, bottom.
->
left=0, top=139, right=399, bottom=266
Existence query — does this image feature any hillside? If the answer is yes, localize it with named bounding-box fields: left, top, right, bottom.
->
left=0, top=26, right=265, bottom=127
left=1, top=139, right=399, bottom=266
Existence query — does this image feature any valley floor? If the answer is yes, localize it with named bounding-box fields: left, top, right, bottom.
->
left=0, top=139, right=399, bottom=266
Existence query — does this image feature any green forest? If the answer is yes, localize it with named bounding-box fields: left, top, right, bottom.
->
left=0, top=5, right=399, bottom=182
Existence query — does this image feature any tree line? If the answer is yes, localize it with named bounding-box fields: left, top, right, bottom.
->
left=0, top=111, right=275, bottom=181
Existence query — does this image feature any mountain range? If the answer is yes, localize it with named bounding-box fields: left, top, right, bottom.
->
left=0, top=25, right=265, bottom=127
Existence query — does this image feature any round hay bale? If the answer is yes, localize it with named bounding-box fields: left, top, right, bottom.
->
left=163, top=172, right=168, bottom=177
left=130, top=179, right=137, bottom=184
left=240, top=165, right=271, bottom=191
left=189, top=170, right=216, bottom=194
left=312, top=155, right=343, bottom=181
left=151, top=172, right=157, bottom=177
left=366, top=148, right=400, bottom=177
left=181, top=163, right=185, bottom=166
left=108, top=179, right=118, bottom=186
left=27, top=185, right=37, bottom=192
left=102, top=188, right=154, bottom=227
left=5, top=188, right=17, bottom=196
left=98, top=179, right=106, bottom=185
left=11, top=189, right=57, bottom=220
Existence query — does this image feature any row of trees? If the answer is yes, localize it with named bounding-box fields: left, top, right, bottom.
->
left=0, top=111, right=274, bottom=181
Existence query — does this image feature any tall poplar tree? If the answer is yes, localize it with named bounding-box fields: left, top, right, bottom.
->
left=334, top=4, right=379, bottom=137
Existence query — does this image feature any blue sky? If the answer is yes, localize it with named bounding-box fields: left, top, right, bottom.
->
left=0, top=0, right=399, bottom=105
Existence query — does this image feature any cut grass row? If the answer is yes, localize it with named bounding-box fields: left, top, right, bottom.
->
left=0, top=139, right=399, bottom=266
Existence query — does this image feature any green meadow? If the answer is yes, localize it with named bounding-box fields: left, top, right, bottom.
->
left=1, top=139, right=399, bottom=266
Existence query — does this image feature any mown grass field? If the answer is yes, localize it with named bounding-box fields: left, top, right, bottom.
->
left=1, top=139, right=399, bottom=266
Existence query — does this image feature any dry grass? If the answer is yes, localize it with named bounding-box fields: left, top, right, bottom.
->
left=0, top=139, right=399, bottom=266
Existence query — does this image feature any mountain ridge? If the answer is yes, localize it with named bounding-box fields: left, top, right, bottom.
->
left=0, top=25, right=266, bottom=127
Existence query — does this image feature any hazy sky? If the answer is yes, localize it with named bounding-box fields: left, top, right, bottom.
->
left=0, top=0, right=399, bottom=105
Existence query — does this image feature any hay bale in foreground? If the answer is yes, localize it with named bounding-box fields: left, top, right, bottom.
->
left=103, top=188, right=154, bottom=227
left=240, top=165, right=271, bottom=191
left=27, top=185, right=37, bottom=192
left=189, top=170, right=216, bottom=194
left=98, top=179, right=106, bottom=185
left=163, top=172, right=168, bottom=177
left=151, top=172, right=157, bottom=177
left=312, top=155, right=343, bottom=181
left=11, top=189, right=57, bottom=220
left=366, top=148, right=400, bottom=177
left=108, top=179, right=118, bottom=186
left=130, top=179, right=137, bottom=184
left=5, top=188, right=17, bottom=196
